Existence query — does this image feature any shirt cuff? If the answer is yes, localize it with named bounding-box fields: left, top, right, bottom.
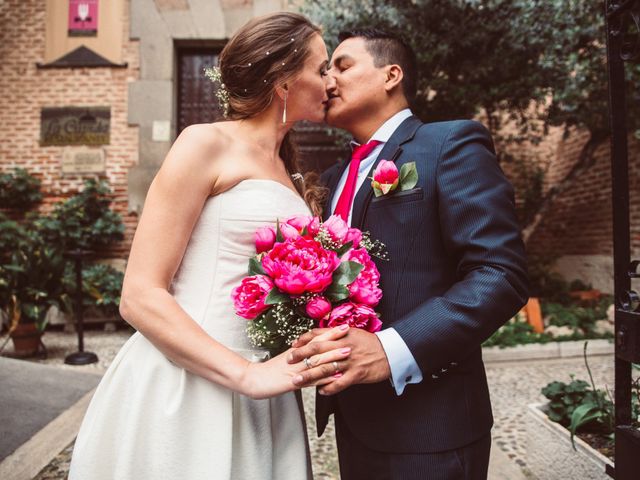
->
left=375, top=327, right=423, bottom=395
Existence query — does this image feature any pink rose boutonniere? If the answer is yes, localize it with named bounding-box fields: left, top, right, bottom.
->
left=371, top=160, right=419, bottom=197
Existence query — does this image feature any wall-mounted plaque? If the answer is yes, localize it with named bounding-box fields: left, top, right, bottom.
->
left=41, top=107, right=110, bottom=146
left=62, top=147, right=106, bottom=174
left=68, top=0, right=99, bottom=37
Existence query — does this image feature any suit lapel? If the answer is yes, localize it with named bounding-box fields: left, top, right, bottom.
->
left=351, top=115, right=423, bottom=228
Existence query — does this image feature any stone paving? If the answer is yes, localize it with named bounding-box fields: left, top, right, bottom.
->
left=7, top=329, right=615, bottom=479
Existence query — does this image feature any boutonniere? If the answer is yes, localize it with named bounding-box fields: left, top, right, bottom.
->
left=371, top=160, right=419, bottom=197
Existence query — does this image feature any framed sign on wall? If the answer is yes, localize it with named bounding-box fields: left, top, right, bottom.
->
left=40, top=107, right=110, bottom=146
left=68, top=0, right=98, bottom=37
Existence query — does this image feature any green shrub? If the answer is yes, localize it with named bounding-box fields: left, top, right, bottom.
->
left=0, top=168, right=42, bottom=209
left=483, top=315, right=552, bottom=348
left=543, top=297, right=613, bottom=337
left=62, top=263, right=124, bottom=317
left=32, top=178, right=124, bottom=252
left=0, top=214, right=66, bottom=330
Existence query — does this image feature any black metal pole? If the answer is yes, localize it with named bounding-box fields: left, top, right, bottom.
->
left=605, top=1, right=640, bottom=478
left=64, top=250, right=98, bottom=365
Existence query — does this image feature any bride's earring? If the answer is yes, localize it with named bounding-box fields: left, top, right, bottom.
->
left=282, top=92, right=288, bottom=124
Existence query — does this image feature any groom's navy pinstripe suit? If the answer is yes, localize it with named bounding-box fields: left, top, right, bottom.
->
left=318, top=116, right=528, bottom=476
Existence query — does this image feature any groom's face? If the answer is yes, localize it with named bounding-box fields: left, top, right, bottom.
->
left=324, top=37, right=388, bottom=130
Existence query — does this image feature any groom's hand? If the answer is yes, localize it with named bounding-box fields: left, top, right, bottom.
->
left=288, top=328, right=391, bottom=395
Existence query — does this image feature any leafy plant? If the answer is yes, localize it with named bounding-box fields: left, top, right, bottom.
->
left=0, top=213, right=67, bottom=332
left=483, top=314, right=552, bottom=348
left=33, top=178, right=124, bottom=252
left=541, top=342, right=623, bottom=449
left=0, top=168, right=42, bottom=209
left=61, top=263, right=124, bottom=317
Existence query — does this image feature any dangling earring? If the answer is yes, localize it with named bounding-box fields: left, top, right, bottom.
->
left=282, top=92, right=288, bottom=124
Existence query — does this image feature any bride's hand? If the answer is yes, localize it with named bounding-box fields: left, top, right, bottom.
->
left=239, top=325, right=352, bottom=400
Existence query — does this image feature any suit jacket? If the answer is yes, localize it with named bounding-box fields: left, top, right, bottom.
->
left=316, top=116, right=529, bottom=453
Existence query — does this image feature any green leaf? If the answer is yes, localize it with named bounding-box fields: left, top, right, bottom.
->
left=399, top=162, right=418, bottom=191
left=334, top=241, right=353, bottom=258
left=275, top=220, right=284, bottom=243
left=264, top=287, right=289, bottom=305
left=569, top=403, right=602, bottom=449
left=248, top=257, right=265, bottom=276
left=325, top=284, right=350, bottom=302
left=333, top=261, right=364, bottom=286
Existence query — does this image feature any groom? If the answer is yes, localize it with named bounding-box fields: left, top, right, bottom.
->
left=289, top=29, right=529, bottom=479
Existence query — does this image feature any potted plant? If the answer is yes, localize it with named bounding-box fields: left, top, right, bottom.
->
left=0, top=214, right=66, bottom=356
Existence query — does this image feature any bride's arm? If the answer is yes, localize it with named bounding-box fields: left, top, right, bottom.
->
left=119, top=125, right=348, bottom=398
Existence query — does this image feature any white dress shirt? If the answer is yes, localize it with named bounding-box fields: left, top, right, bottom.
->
left=330, top=108, right=423, bottom=395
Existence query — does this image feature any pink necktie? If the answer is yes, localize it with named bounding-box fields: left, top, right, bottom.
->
left=334, top=140, right=382, bottom=221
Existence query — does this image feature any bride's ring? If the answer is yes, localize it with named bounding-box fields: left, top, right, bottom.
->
left=303, top=357, right=313, bottom=369
left=332, top=361, right=340, bottom=373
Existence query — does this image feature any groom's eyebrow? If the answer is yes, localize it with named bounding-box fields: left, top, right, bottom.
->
left=330, top=54, right=353, bottom=69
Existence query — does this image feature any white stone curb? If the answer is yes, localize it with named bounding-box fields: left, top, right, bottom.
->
left=482, top=339, right=614, bottom=363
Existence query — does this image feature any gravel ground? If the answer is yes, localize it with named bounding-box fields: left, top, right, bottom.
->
left=21, top=329, right=614, bottom=479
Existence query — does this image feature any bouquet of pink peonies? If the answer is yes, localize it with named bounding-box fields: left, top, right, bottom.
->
left=231, top=214, right=388, bottom=354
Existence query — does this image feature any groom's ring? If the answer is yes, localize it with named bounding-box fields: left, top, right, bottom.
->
left=303, top=357, right=313, bottom=369
left=332, top=361, right=340, bottom=373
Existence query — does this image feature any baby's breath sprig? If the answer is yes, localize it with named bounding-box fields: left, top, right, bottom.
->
left=246, top=304, right=314, bottom=355
left=291, top=292, right=316, bottom=307
left=360, top=231, right=390, bottom=261
left=204, top=66, right=230, bottom=118
left=315, top=228, right=342, bottom=252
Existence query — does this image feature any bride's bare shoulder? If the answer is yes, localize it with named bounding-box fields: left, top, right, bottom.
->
left=159, top=122, right=234, bottom=174
left=172, top=122, right=233, bottom=154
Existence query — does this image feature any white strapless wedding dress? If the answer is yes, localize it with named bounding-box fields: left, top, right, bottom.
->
left=69, top=180, right=313, bottom=480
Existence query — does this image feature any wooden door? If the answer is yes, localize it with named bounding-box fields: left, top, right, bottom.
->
left=177, top=48, right=224, bottom=134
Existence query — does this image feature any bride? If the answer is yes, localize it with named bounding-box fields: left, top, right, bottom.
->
left=69, top=12, right=349, bottom=480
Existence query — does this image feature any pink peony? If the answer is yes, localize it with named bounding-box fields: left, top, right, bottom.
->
left=231, top=275, right=274, bottom=319
left=261, top=237, right=341, bottom=295
left=285, top=215, right=321, bottom=239
left=344, top=228, right=362, bottom=249
left=305, top=296, right=332, bottom=320
left=285, top=214, right=314, bottom=232
left=255, top=226, right=276, bottom=254
left=372, top=160, right=399, bottom=195
left=323, top=214, right=349, bottom=243
left=306, top=217, right=321, bottom=237
left=279, top=222, right=301, bottom=240
left=347, top=248, right=382, bottom=306
left=319, top=302, right=382, bottom=332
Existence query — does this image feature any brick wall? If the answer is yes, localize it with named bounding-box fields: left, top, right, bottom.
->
left=0, top=0, right=139, bottom=260
left=524, top=129, right=640, bottom=259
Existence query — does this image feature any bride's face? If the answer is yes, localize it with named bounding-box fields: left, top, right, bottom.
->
left=285, top=33, right=329, bottom=123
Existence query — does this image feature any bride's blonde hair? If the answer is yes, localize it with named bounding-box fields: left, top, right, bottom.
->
left=218, top=12, right=327, bottom=215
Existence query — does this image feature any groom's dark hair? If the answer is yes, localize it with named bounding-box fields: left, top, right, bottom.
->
left=339, top=28, right=417, bottom=103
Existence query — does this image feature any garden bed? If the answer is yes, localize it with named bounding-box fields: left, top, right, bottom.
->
left=526, top=403, right=613, bottom=480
